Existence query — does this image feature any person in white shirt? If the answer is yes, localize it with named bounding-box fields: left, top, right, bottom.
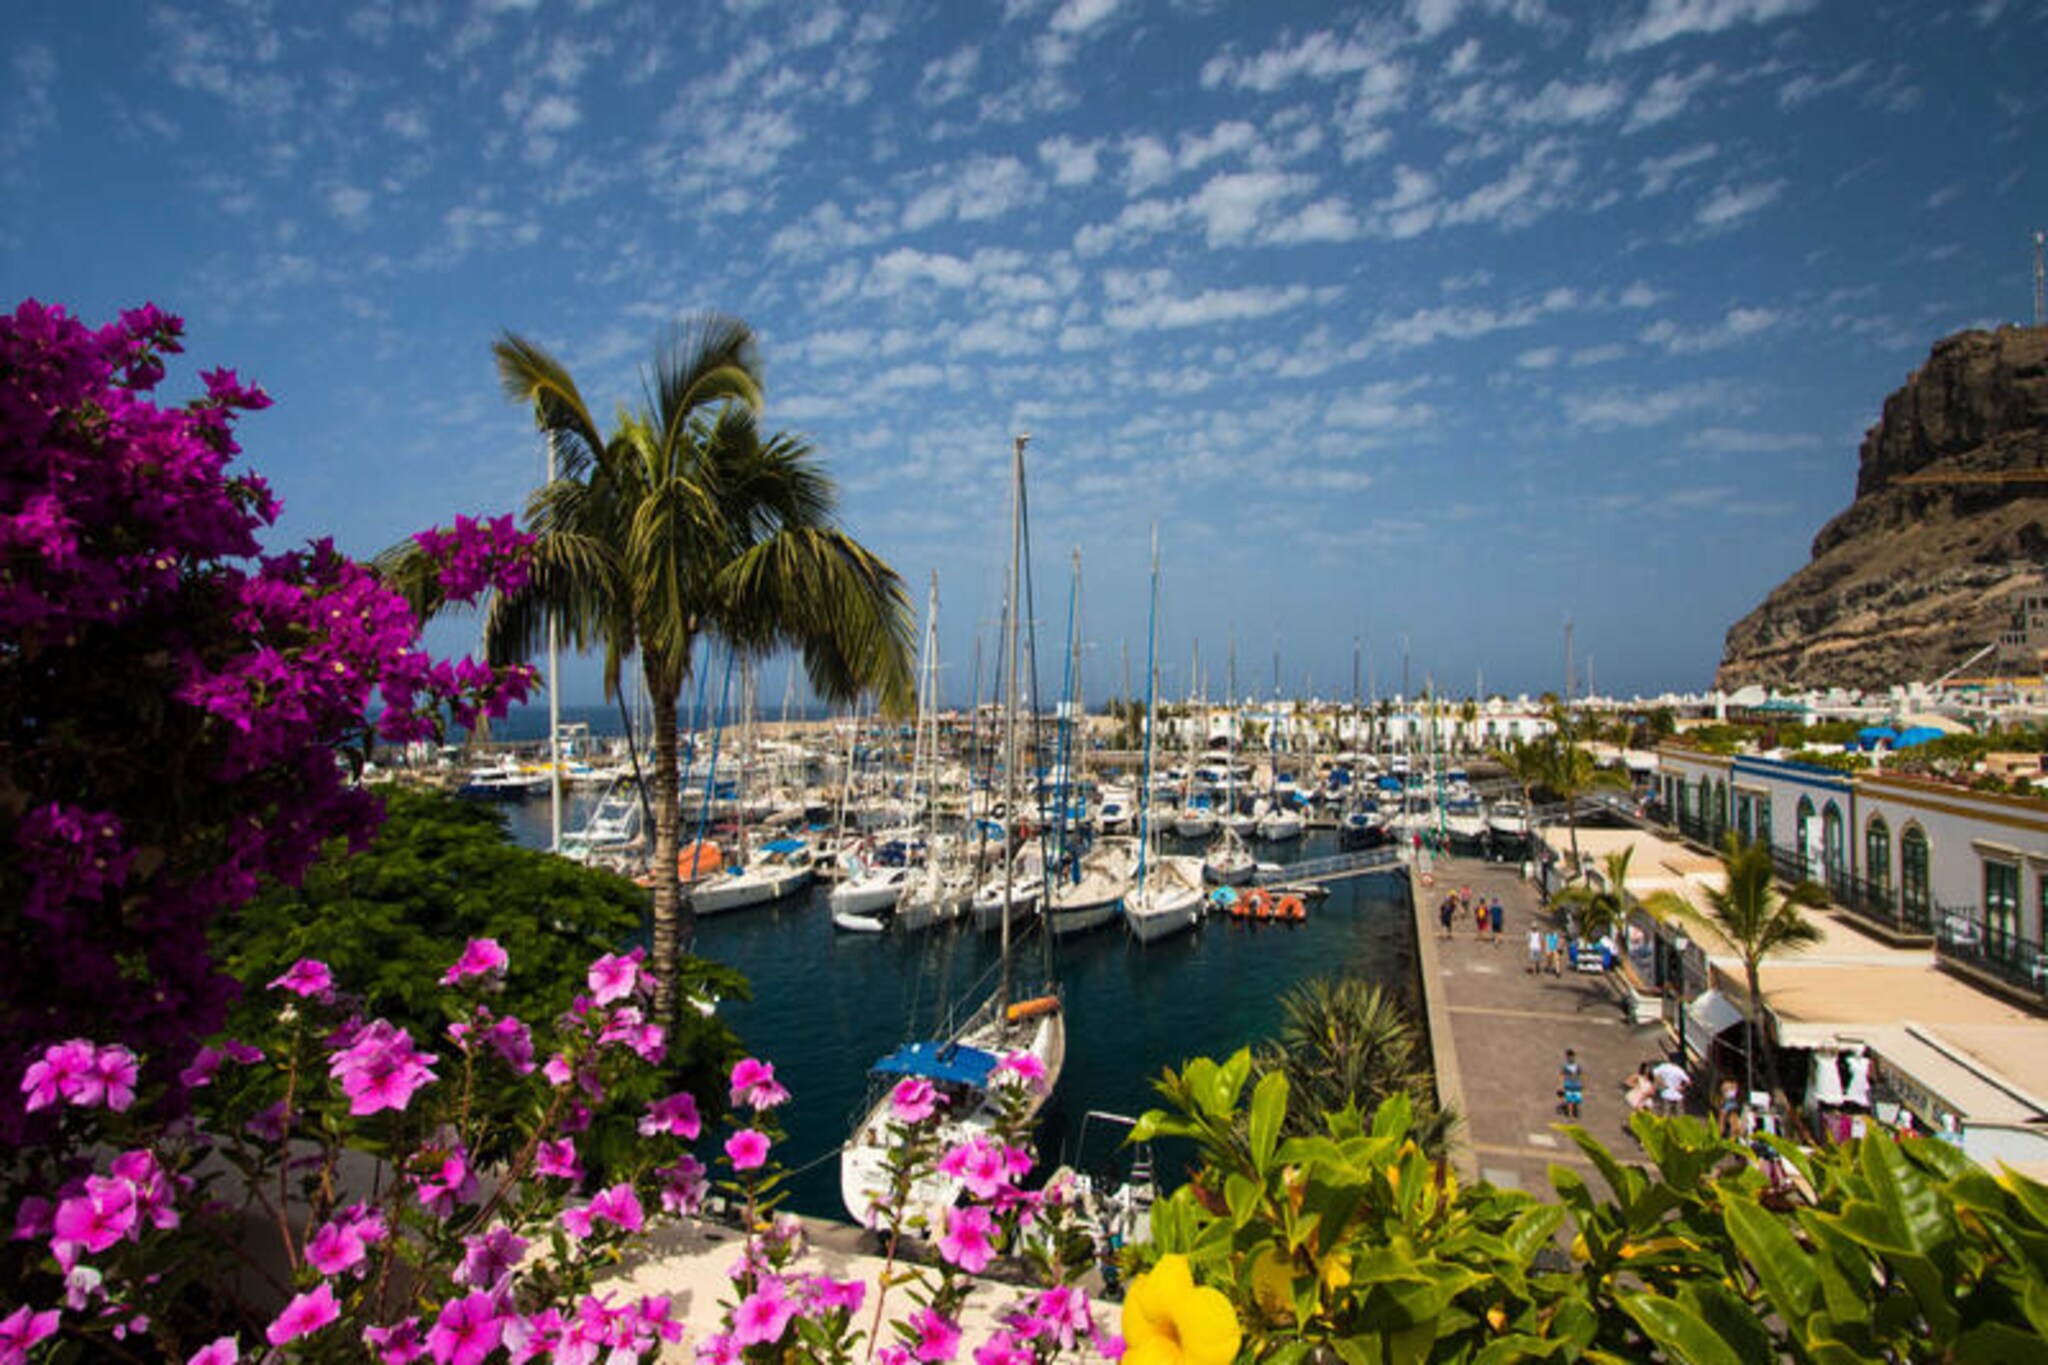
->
left=1652, top=1058, right=1690, bottom=1117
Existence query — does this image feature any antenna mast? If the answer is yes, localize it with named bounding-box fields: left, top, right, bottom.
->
left=2034, top=230, right=2045, bottom=328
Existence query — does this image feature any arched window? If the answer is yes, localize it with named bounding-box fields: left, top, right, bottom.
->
left=1984, top=861, right=2020, bottom=962
left=1901, top=825, right=1931, bottom=929
left=1795, top=796, right=1816, bottom=880
left=1865, top=816, right=1891, bottom=899
left=1822, top=802, right=1846, bottom=895
left=1713, top=779, right=1728, bottom=839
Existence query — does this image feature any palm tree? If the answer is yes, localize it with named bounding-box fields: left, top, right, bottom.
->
left=1652, top=834, right=1827, bottom=1102
left=404, top=318, right=915, bottom=1024
left=1550, top=845, right=1634, bottom=947
left=1251, top=976, right=1456, bottom=1156
left=1538, top=711, right=1629, bottom=883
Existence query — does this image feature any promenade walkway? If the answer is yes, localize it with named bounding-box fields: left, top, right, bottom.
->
left=1412, top=853, right=1678, bottom=1193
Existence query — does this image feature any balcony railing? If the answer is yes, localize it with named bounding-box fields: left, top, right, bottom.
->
left=1934, top=904, right=2048, bottom=1004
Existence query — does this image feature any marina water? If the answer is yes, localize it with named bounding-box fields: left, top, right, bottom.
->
left=502, top=797, right=1418, bottom=1219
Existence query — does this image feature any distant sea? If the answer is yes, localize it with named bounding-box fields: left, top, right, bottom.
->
left=498, top=801, right=1417, bottom=1220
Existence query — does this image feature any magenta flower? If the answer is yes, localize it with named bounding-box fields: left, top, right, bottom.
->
left=995, top=1051, right=1048, bottom=1090
left=587, top=950, right=642, bottom=1005
left=185, top=1337, right=240, bottom=1365
left=485, top=1015, right=535, bottom=1074
left=800, top=1275, right=866, bottom=1315
left=909, top=1307, right=963, bottom=1363
left=728, top=1057, right=789, bottom=1111
left=265, top=1282, right=340, bottom=1346
left=426, top=1292, right=503, bottom=1365
left=0, top=1306, right=60, bottom=1359
left=639, top=1091, right=702, bottom=1139
left=731, top=1281, right=797, bottom=1347
left=52, top=1175, right=140, bottom=1255
left=456, top=1225, right=527, bottom=1291
left=440, top=938, right=509, bottom=986
left=973, top=1331, right=1036, bottom=1365
left=695, top=1331, right=741, bottom=1364
left=724, top=1128, right=770, bottom=1172
left=305, top=1219, right=368, bottom=1276
left=938, top=1203, right=998, bottom=1273
left=363, top=1317, right=425, bottom=1364
left=534, top=1138, right=583, bottom=1182
left=413, top=1149, right=477, bottom=1218
left=268, top=958, right=334, bottom=998
left=654, top=1154, right=709, bottom=1215
left=90, top=1045, right=139, bottom=1111
left=889, top=1076, right=942, bottom=1123
left=21, top=1040, right=95, bottom=1111
left=939, top=1133, right=1026, bottom=1201
left=328, top=1019, right=437, bottom=1116
left=590, top=1183, right=645, bottom=1233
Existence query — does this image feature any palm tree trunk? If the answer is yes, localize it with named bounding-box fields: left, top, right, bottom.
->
left=1743, top=960, right=1762, bottom=1104
left=648, top=681, right=685, bottom=1026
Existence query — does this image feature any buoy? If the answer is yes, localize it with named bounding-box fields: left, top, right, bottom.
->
left=1006, top=995, right=1060, bottom=1022
left=1277, top=894, right=1306, bottom=922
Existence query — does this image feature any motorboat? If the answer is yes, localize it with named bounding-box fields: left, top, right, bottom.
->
left=688, top=837, right=816, bottom=915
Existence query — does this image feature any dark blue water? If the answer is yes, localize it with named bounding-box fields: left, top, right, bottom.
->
left=503, top=801, right=1416, bottom=1218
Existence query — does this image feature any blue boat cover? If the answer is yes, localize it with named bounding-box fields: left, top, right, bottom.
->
left=760, top=837, right=807, bottom=854
left=870, top=1041, right=999, bottom=1088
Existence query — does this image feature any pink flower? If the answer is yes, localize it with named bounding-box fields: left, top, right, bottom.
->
left=800, top=1275, right=866, bottom=1315
left=724, top=1128, right=770, bottom=1172
left=328, top=1019, right=437, bottom=1116
left=426, top=1292, right=503, bottom=1365
left=305, top=1219, right=368, bottom=1276
left=456, top=1226, right=527, bottom=1292
left=973, top=1331, right=1035, bottom=1365
left=728, top=1057, right=788, bottom=1111
left=90, top=1044, right=139, bottom=1111
left=890, top=1076, right=942, bottom=1124
left=995, top=1051, right=1047, bottom=1090
left=938, top=1134, right=1027, bottom=1202
left=21, top=1040, right=93, bottom=1111
left=413, top=1149, right=477, bottom=1218
left=534, top=1138, right=582, bottom=1182
left=909, top=1307, right=962, bottom=1363
left=52, top=1175, right=139, bottom=1255
left=639, top=1092, right=702, bottom=1139
left=542, top=1052, right=573, bottom=1087
left=268, top=958, right=334, bottom=999
left=938, top=1204, right=997, bottom=1274
left=0, top=1306, right=60, bottom=1360
left=363, top=1317, right=425, bottom=1364
left=186, top=1338, right=239, bottom=1365
left=486, top=1016, right=535, bottom=1074
left=654, top=1155, right=708, bottom=1215
left=588, top=1183, right=645, bottom=1233
left=731, top=1282, right=796, bottom=1347
left=440, top=938, right=509, bottom=985
left=265, top=1282, right=340, bottom=1346
left=695, top=1331, right=741, bottom=1364
left=587, top=950, right=642, bottom=1005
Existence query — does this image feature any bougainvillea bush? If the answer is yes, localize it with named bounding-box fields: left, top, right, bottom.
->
left=0, top=299, right=534, bottom=1143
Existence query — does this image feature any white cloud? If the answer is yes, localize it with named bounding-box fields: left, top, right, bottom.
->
left=867, top=247, right=981, bottom=294
left=382, top=105, right=429, bottom=140
left=1411, top=0, right=1466, bottom=38
left=3, top=44, right=58, bottom=166
left=1039, top=134, right=1102, bottom=186
left=1188, top=169, right=1314, bottom=244
left=1686, top=427, right=1824, bottom=453
left=1517, top=346, right=1560, bottom=368
left=1626, top=64, right=1716, bottom=131
left=326, top=183, right=373, bottom=225
left=1200, top=27, right=1393, bottom=93
left=1101, top=270, right=1332, bottom=331
left=1617, top=281, right=1664, bottom=308
left=1694, top=178, right=1783, bottom=229
left=917, top=45, right=981, bottom=105
left=1594, top=0, right=1819, bottom=58
left=767, top=199, right=896, bottom=259
left=526, top=93, right=581, bottom=133
left=1563, top=381, right=1730, bottom=429
left=1639, top=304, right=1781, bottom=353
left=1326, top=379, right=1435, bottom=431
left=1637, top=141, right=1717, bottom=195
left=1513, top=78, right=1628, bottom=126
left=901, top=155, right=1038, bottom=230
left=1777, top=60, right=1870, bottom=109
left=1049, top=0, right=1125, bottom=36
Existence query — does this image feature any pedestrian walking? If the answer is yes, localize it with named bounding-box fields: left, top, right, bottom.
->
left=1526, top=927, right=1543, bottom=974
left=1473, top=896, right=1488, bottom=941
left=1438, top=895, right=1454, bottom=940
left=1559, top=1049, right=1584, bottom=1118
left=1488, top=896, right=1504, bottom=942
left=1543, top=928, right=1561, bottom=975
left=1623, top=1062, right=1656, bottom=1132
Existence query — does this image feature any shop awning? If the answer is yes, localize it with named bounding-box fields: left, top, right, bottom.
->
left=1685, top=990, right=1747, bottom=1045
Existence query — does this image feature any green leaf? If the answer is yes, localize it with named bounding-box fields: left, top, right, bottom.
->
left=1618, top=1291, right=1748, bottom=1365
left=1677, top=1279, right=1776, bottom=1361
left=1723, top=1195, right=1819, bottom=1325
left=1953, top=1320, right=2048, bottom=1364
left=1250, top=1070, right=1287, bottom=1171
left=1562, top=1123, right=1644, bottom=1208
left=1855, top=1131, right=1944, bottom=1257
left=1225, top=1172, right=1264, bottom=1231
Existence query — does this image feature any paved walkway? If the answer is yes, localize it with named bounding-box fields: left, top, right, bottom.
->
left=1412, top=853, right=1681, bottom=1193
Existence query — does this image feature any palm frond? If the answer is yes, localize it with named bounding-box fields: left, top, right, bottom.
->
left=493, top=333, right=609, bottom=481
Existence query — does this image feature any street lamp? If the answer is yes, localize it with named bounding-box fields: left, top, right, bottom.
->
left=1671, top=930, right=1691, bottom=1073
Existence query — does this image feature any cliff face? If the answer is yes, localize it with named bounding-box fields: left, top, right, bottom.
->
left=1716, top=325, right=2048, bottom=692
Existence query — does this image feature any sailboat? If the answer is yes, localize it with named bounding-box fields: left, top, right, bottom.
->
left=894, top=572, right=974, bottom=933
left=840, top=435, right=1065, bottom=1230
left=1122, top=529, right=1205, bottom=945
left=1042, top=549, right=1134, bottom=938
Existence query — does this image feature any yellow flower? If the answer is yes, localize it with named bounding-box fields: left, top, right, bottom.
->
left=1123, top=1254, right=1242, bottom=1365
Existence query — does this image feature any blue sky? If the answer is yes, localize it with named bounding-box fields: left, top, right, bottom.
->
left=6, top=0, right=2043, bottom=708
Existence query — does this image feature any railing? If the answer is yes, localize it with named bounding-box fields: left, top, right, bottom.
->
left=1257, top=848, right=1402, bottom=886
left=1820, top=869, right=1933, bottom=938
left=1934, top=904, right=2048, bottom=1003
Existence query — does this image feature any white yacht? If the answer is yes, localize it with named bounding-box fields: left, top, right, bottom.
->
left=688, top=837, right=816, bottom=915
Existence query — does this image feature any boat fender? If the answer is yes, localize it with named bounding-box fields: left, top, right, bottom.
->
left=1277, top=895, right=1305, bottom=921
left=1006, top=995, right=1061, bottom=1022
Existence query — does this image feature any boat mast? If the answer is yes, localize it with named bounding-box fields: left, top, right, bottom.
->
left=1134, top=525, right=1160, bottom=890
left=545, top=430, right=562, bottom=853
left=999, top=435, right=1027, bottom=1018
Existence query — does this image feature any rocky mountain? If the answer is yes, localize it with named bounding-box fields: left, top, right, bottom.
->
left=1716, top=324, right=2048, bottom=692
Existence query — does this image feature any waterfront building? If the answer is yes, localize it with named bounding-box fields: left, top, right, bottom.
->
left=1642, top=746, right=2048, bottom=1169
